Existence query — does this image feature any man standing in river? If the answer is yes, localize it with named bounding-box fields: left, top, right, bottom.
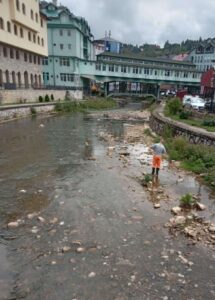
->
left=150, top=139, right=166, bottom=177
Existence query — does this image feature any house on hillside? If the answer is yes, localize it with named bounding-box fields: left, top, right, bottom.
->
left=187, top=40, right=215, bottom=72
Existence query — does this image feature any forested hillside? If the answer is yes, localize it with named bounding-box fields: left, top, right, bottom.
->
left=121, top=37, right=214, bottom=57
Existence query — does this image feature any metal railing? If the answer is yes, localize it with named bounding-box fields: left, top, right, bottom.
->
left=0, top=83, right=83, bottom=91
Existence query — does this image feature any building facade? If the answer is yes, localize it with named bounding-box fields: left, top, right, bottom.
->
left=187, top=41, right=215, bottom=72
left=40, top=1, right=94, bottom=89
left=93, top=34, right=122, bottom=56
left=0, top=0, right=48, bottom=89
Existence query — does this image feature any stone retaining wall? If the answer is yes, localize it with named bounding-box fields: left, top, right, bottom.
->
left=0, top=103, right=56, bottom=122
left=150, top=109, right=215, bottom=146
left=0, top=89, right=83, bottom=105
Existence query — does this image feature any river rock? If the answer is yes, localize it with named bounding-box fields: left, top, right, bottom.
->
left=170, top=216, right=186, bottom=226
left=38, top=216, right=45, bottom=223
left=154, top=203, right=161, bottom=209
left=8, top=222, right=19, bottom=229
left=27, top=213, right=38, bottom=220
left=184, top=227, right=197, bottom=238
left=76, top=247, right=85, bottom=253
left=196, top=202, right=206, bottom=211
left=62, top=246, right=71, bottom=253
left=171, top=207, right=182, bottom=215
left=208, top=225, right=215, bottom=233
left=88, top=272, right=96, bottom=278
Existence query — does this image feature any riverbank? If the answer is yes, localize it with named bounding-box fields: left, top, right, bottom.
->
left=0, top=110, right=214, bottom=299
left=0, top=98, right=117, bottom=124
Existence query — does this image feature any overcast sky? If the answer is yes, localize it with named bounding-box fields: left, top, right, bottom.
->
left=59, top=0, right=215, bottom=46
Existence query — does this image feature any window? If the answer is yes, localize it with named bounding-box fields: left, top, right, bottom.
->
left=41, top=38, right=44, bottom=46
left=16, top=0, right=20, bottom=11
left=10, top=49, right=14, bottom=59
left=60, top=73, right=74, bottom=82
left=115, top=65, right=119, bottom=72
left=40, top=18, right=43, bottom=27
left=3, top=47, right=7, bottom=57
left=121, top=66, right=126, bottom=73
left=34, top=56, right=37, bottom=64
left=60, top=57, right=70, bottom=66
left=22, top=3, right=26, bottom=14
left=42, top=58, right=48, bottom=65
left=175, top=71, right=179, bottom=77
left=43, top=72, right=49, bottom=81
left=24, top=53, right=28, bottom=62
left=133, top=67, right=138, bottom=74
left=183, top=72, right=188, bottom=78
left=165, top=70, right=170, bottom=77
left=68, top=30, right=71, bottom=36
left=0, top=18, right=4, bottom=30
left=68, top=44, right=71, bottom=50
left=31, top=10, right=34, bottom=20
left=102, top=64, right=106, bottom=71
left=60, top=44, right=64, bottom=50
left=35, top=13, right=38, bottom=23
left=59, top=29, right=63, bottom=36
left=38, top=36, right=40, bottom=45
left=38, top=57, right=40, bottom=65
left=16, top=50, right=19, bottom=60
left=29, top=54, right=32, bottom=63
left=95, top=64, right=101, bottom=71
left=14, top=24, right=17, bottom=35
left=28, top=31, right=31, bottom=41
left=109, top=65, right=114, bottom=72
left=7, top=21, right=11, bottom=33
left=20, top=27, right=23, bottom=37
left=144, top=68, right=149, bottom=75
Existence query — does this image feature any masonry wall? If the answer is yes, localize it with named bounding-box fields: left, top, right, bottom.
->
left=0, top=89, right=83, bottom=105
left=150, top=110, right=215, bottom=146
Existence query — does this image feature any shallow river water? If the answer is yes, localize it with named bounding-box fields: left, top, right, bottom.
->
left=0, top=113, right=214, bottom=300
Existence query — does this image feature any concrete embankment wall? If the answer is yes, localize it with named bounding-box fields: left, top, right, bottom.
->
left=0, top=89, right=83, bottom=105
left=0, top=103, right=56, bottom=123
left=150, top=110, right=215, bottom=146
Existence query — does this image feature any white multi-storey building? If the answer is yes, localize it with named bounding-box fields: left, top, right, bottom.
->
left=0, top=0, right=48, bottom=89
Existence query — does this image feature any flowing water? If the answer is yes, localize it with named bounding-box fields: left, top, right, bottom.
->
left=0, top=113, right=214, bottom=300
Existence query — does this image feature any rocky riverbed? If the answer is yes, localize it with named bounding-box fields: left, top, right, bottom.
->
left=0, top=110, right=214, bottom=300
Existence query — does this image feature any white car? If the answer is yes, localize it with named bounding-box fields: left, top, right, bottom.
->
left=183, top=95, right=205, bottom=110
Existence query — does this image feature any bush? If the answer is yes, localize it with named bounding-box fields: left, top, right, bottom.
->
left=179, top=110, right=193, bottom=119
left=54, top=99, right=116, bottom=113
left=45, top=95, right=50, bottom=102
left=180, top=194, right=196, bottom=208
left=202, top=119, right=215, bottom=127
left=166, top=98, right=183, bottom=115
left=39, top=96, right=43, bottom=103
left=51, top=94, right=54, bottom=101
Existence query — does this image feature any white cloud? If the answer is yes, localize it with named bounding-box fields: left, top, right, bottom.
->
left=60, top=0, right=215, bottom=45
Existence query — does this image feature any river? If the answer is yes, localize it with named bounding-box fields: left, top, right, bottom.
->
left=0, top=112, right=214, bottom=300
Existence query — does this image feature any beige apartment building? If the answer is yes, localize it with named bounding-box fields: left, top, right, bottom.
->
left=0, top=0, right=48, bottom=89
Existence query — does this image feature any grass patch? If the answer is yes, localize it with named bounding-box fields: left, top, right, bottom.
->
left=168, top=114, right=215, bottom=132
left=164, top=135, right=215, bottom=189
left=55, top=98, right=117, bottom=113
left=180, top=193, right=196, bottom=209
left=164, top=98, right=215, bottom=132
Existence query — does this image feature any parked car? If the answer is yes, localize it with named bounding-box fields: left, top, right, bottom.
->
left=183, top=95, right=205, bottom=110
left=182, top=95, right=193, bottom=105
left=205, top=100, right=215, bottom=113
